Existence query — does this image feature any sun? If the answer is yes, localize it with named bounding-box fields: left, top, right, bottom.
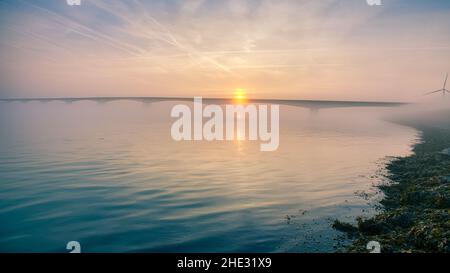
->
left=233, top=88, right=247, bottom=104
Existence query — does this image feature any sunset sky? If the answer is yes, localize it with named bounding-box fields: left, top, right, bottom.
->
left=0, top=0, right=449, bottom=101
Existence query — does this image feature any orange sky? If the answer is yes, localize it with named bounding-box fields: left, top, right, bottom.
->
left=0, top=0, right=449, bottom=101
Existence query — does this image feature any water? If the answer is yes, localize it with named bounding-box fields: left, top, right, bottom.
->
left=0, top=101, right=417, bottom=253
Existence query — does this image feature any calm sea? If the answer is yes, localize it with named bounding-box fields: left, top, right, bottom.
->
left=0, top=101, right=417, bottom=252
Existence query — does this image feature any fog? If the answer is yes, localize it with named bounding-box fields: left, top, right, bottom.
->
left=383, top=97, right=450, bottom=130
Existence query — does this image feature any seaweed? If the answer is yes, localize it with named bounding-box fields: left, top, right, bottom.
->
left=332, top=117, right=450, bottom=253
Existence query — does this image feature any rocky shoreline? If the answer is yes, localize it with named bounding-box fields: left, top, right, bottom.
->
left=333, top=111, right=450, bottom=253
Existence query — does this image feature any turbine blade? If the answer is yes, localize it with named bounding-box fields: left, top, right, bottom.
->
left=424, top=89, right=443, bottom=95
left=444, top=73, right=448, bottom=89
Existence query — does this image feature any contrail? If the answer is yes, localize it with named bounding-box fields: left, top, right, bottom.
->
left=91, top=0, right=236, bottom=75
left=18, top=0, right=146, bottom=56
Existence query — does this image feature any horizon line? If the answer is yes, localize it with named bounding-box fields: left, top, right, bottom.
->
left=0, top=96, right=409, bottom=109
left=0, top=96, right=409, bottom=104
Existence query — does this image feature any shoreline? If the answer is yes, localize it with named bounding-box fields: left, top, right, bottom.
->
left=333, top=109, right=450, bottom=253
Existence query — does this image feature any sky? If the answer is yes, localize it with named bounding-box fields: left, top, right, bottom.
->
left=0, top=0, right=449, bottom=101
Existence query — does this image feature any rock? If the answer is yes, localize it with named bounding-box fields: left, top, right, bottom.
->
left=332, top=220, right=358, bottom=234
left=440, top=148, right=450, bottom=156
left=357, top=218, right=389, bottom=235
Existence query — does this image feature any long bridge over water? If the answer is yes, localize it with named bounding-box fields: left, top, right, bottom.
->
left=0, top=96, right=407, bottom=110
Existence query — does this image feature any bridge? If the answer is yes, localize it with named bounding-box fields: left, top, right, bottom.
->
left=0, top=96, right=407, bottom=110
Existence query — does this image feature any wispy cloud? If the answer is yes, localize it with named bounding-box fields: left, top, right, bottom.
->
left=0, top=0, right=449, bottom=100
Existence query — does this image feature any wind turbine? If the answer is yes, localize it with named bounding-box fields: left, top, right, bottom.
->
left=425, top=73, right=450, bottom=97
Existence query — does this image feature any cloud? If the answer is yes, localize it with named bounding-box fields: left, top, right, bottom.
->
left=0, top=0, right=449, bottom=100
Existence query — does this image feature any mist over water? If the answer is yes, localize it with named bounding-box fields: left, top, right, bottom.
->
left=386, top=98, right=450, bottom=130
left=0, top=101, right=418, bottom=252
